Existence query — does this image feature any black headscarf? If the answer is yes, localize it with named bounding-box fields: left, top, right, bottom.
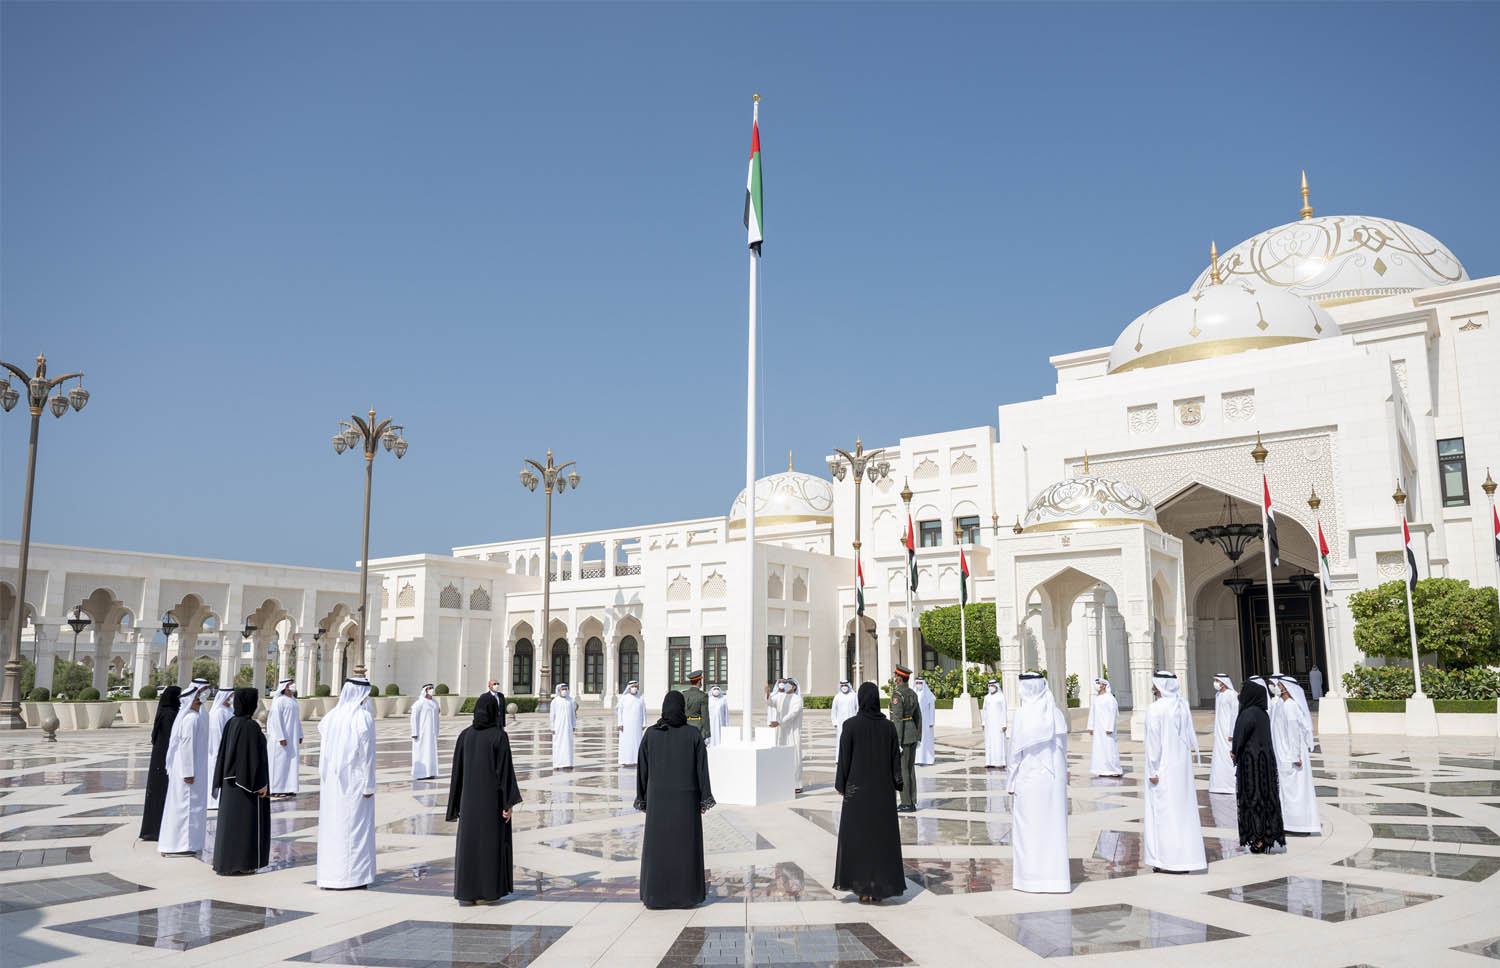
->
left=150, top=686, right=182, bottom=746
left=1238, top=679, right=1269, bottom=712
left=472, top=692, right=499, bottom=730
left=857, top=682, right=885, bottom=721
left=654, top=690, right=687, bottom=730
left=232, top=687, right=258, bottom=718
left=214, top=688, right=268, bottom=796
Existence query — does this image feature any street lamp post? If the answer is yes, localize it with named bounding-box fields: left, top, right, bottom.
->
left=828, top=439, right=890, bottom=684
left=1307, top=487, right=1339, bottom=696
left=1250, top=434, right=1282, bottom=677
left=520, top=451, right=580, bottom=714
left=332, top=408, right=406, bottom=679
left=1, top=353, right=88, bottom=729
left=67, top=605, right=91, bottom=665
left=159, top=613, right=178, bottom=689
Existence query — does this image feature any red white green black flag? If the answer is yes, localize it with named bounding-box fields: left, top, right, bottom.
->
left=905, top=515, right=919, bottom=593
left=745, top=105, right=763, bottom=253
left=1317, top=521, right=1334, bottom=594
left=959, top=547, right=970, bottom=607
left=856, top=559, right=866, bottom=615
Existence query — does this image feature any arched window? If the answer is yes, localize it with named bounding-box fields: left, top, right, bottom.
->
left=618, top=635, right=640, bottom=692
left=440, top=584, right=462, bottom=609
left=512, top=639, right=533, bottom=694
left=584, top=637, right=604, bottom=694
left=551, top=639, right=570, bottom=692
left=469, top=587, right=491, bottom=611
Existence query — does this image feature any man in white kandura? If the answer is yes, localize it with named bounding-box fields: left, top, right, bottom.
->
left=914, top=676, right=937, bottom=766
left=616, top=680, right=646, bottom=766
left=410, top=683, right=439, bottom=780
left=707, top=685, right=729, bottom=747
left=1008, top=673, right=1070, bottom=893
left=768, top=678, right=786, bottom=728
left=831, top=681, right=859, bottom=756
left=317, top=677, right=377, bottom=889
left=982, top=680, right=1008, bottom=770
left=1087, top=678, right=1121, bottom=777
left=268, top=678, right=303, bottom=797
left=1272, top=677, right=1320, bottom=834
left=159, top=679, right=213, bottom=855
left=1144, top=671, right=1207, bottom=873
left=1208, top=674, right=1239, bottom=796
left=207, top=687, right=235, bottom=810
left=777, top=677, right=806, bottom=793
left=1308, top=664, right=1324, bottom=701
left=550, top=683, right=577, bottom=770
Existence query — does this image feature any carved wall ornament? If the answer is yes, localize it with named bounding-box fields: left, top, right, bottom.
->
left=1176, top=399, right=1203, bottom=427
left=1455, top=311, right=1487, bottom=332
left=666, top=576, right=691, bottom=602
left=1222, top=390, right=1255, bottom=423
left=1377, top=551, right=1406, bottom=580
left=469, top=587, right=491, bottom=611
left=396, top=583, right=416, bottom=608
left=1392, top=359, right=1410, bottom=396
left=912, top=456, right=940, bottom=480
left=950, top=452, right=979, bottom=475
left=1128, top=404, right=1159, bottom=435
left=439, top=584, right=462, bottom=610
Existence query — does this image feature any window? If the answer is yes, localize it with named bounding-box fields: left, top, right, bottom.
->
left=551, top=639, right=570, bottom=692
left=704, top=635, right=728, bottom=690
left=767, top=635, right=784, bottom=685
left=618, top=636, right=640, bottom=692
left=512, top=639, right=533, bottom=694
left=957, top=515, right=981, bottom=545
left=1438, top=437, right=1469, bottom=507
left=919, top=519, right=943, bottom=547
left=583, top=637, right=604, bottom=694
left=668, top=636, right=692, bottom=690
left=921, top=632, right=939, bottom=671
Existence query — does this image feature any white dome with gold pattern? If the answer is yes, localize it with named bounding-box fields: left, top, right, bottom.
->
left=1107, top=278, right=1338, bottom=374
left=1022, top=475, right=1158, bottom=533
left=1188, top=215, right=1467, bottom=307
left=729, top=467, right=835, bottom=529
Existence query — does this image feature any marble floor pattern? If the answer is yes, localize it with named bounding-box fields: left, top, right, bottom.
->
left=3, top=710, right=1500, bottom=966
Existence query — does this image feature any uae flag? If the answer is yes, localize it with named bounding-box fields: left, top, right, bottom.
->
left=745, top=113, right=763, bottom=253
left=1263, top=475, right=1280, bottom=566
left=1492, top=503, right=1500, bottom=563
left=959, top=546, right=970, bottom=607
left=1317, top=521, right=1334, bottom=594
left=856, top=559, right=866, bottom=616
left=1403, top=518, right=1419, bottom=592
left=906, top=515, right=919, bottom=593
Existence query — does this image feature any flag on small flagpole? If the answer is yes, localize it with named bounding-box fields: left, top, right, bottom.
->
left=1403, top=518, right=1419, bottom=593
left=745, top=105, right=763, bottom=254
left=1491, top=503, right=1499, bottom=564
left=906, top=515, right=919, bottom=593
left=959, top=546, right=970, bottom=607
left=958, top=545, right=970, bottom=696
left=856, top=559, right=866, bottom=616
left=1263, top=475, right=1280, bottom=566
left=1317, top=521, right=1334, bottom=594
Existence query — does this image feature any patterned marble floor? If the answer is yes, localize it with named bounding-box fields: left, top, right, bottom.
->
left=3, top=709, right=1499, bottom=967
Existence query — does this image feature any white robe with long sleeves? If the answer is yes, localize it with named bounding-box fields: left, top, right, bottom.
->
left=316, top=684, right=377, bottom=888
left=1086, top=693, right=1121, bottom=776
left=409, top=696, right=439, bottom=779
left=831, top=688, right=859, bottom=756
left=982, top=688, right=1009, bottom=768
left=1008, top=678, right=1070, bottom=893
left=158, top=704, right=208, bottom=854
left=1208, top=684, right=1240, bottom=795
left=915, top=685, right=937, bottom=765
left=207, top=694, right=234, bottom=809
left=777, top=691, right=805, bottom=790
left=1143, top=691, right=1207, bottom=871
left=1309, top=666, right=1324, bottom=699
left=267, top=694, right=303, bottom=794
left=1273, top=695, right=1320, bottom=833
left=707, top=689, right=729, bottom=747
left=550, top=693, right=577, bottom=768
left=616, top=691, right=646, bottom=765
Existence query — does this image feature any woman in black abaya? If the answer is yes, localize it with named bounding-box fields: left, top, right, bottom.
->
left=140, top=685, right=182, bottom=841
left=212, top=687, right=271, bottom=874
left=833, top=682, right=906, bottom=903
left=446, top=692, right=523, bottom=905
left=636, top=690, right=715, bottom=909
left=1230, top=678, right=1286, bottom=853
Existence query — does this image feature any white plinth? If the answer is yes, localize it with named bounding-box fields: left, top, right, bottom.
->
left=754, top=725, right=779, bottom=746
left=707, top=741, right=797, bottom=805
left=1317, top=694, right=1349, bottom=735
left=1405, top=695, right=1439, bottom=737
left=936, top=695, right=979, bottom=728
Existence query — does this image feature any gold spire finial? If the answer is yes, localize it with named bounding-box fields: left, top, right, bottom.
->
left=1299, top=170, right=1314, bottom=220
left=753, top=93, right=760, bottom=102
left=788, top=449, right=794, bottom=471
left=1209, top=240, right=1221, bottom=285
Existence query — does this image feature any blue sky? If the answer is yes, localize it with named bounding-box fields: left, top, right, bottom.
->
left=4, top=2, right=1497, bottom=570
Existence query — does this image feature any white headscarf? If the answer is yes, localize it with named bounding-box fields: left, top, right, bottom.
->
left=710, top=685, right=723, bottom=698
left=276, top=678, right=296, bottom=697
left=555, top=683, right=569, bottom=699
left=1094, top=677, right=1112, bottom=695
left=785, top=677, right=799, bottom=693
left=420, top=683, right=434, bottom=699
left=1011, top=674, right=1067, bottom=759
left=988, top=680, right=1000, bottom=694
left=1212, top=673, right=1234, bottom=693
left=1152, top=671, right=1199, bottom=763
left=1276, top=676, right=1315, bottom=740
left=177, top=678, right=213, bottom=723
left=319, top=678, right=373, bottom=791
left=839, top=681, right=851, bottom=694
left=913, top=677, right=926, bottom=692
left=626, top=680, right=639, bottom=695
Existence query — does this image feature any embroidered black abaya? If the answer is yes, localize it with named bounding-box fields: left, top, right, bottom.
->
left=139, top=686, right=181, bottom=841
left=446, top=693, right=523, bottom=903
left=833, top=683, right=907, bottom=900
left=636, top=691, right=715, bottom=909
left=212, top=688, right=271, bottom=874
left=1230, top=679, right=1286, bottom=852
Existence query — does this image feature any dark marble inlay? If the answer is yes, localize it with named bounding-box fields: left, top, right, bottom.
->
left=293, top=920, right=568, bottom=968
left=1368, top=822, right=1500, bottom=845
left=1452, top=936, right=1500, bottom=959
left=52, top=899, right=310, bottom=950
left=0, top=822, right=123, bottom=842
left=0, top=845, right=92, bottom=869
left=1335, top=848, right=1500, bottom=882
left=1381, top=780, right=1500, bottom=797
left=1210, top=875, right=1439, bottom=921
left=0, top=770, right=148, bottom=794
left=1439, top=757, right=1500, bottom=771
left=979, top=903, right=1244, bottom=957
left=0, top=803, right=49, bottom=817
left=792, top=807, right=1011, bottom=846
left=1317, top=786, right=1383, bottom=799
left=68, top=803, right=146, bottom=817
left=1333, top=802, right=1458, bottom=818
left=657, top=923, right=911, bottom=967
left=371, top=861, right=829, bottom=903
left=1096, top=829, right=1247, bottom=867
left=0, top=872, right=150, bottom=913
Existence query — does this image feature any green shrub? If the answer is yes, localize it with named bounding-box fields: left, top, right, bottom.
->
left=459, top=696, right=476, bottom=714
left=1067, top=697, right=1081, bottom=708
left=315, top=683, right=332, bottom=697
left=512, top=697, right=539, bottom=714
left=914, top=666, right=994, bottom=700
left=138, top=685, right=157, bottom=700
left=28, top=687, right=49, bottom=701
left=384, top=683, right=400, bottom=696
left=78, top=686, right=101, bottom=701
left=802, top=695, right=833, bottom=709
left=1433, top=699, right=1497, bottom=713
left=434, top=683, right=450, bottom=695
left=1346, top=698, right=1406, bottom=712
left=1342, top=664, right=1500, bottom=700
left=918, top=604, right=1000, bottom=665
left=1066, top=673, right=1080, bottom=701
left=1349, top=578, right=1499, bottom=669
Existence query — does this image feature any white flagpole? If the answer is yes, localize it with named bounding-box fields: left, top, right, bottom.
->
left=1395, top=484, right=1424, bottom=697
left=741, top=95, right=760, bottom=745
left=959, top=581, right=969, bottom=695
left=1486, top=470, right=1499, bottom=619
left=1252, top=436, right=1282, bottom=677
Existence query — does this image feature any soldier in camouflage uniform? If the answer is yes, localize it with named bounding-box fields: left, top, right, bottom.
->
left=890, top=665, right=921, bottom=811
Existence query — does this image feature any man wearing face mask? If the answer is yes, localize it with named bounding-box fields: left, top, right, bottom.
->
left=550, top=683, right=576, bottom=770
left=487, top=679, right=507, bottom=728
left=617, top=680, right=646, bottom=767
left=831, top=681, right=858, bottom=756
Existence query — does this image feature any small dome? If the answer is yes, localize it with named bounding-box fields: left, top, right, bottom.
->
left=1189, top=215, right=1467, bottom=306
left=1107, top=280, right=1338, bottom=374
left=1022, top=475, right=1158, bottom=533
left=729, top=468, right=835, bottom=529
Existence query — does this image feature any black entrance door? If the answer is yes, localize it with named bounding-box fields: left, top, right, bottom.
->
left=1236, top=581, right=1327, bottom=693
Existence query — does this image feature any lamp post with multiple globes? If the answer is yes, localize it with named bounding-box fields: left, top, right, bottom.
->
left=332, top=409, right=407, bottom=679
left=828, top=439, right=890, bottom=683
left=520, top=451, right=580, bottom=713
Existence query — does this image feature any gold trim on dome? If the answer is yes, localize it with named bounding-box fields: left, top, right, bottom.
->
left=1022, top=517, right=1160, bottom=534
left=727, top=513, right=834, bottom=530
left=1109, top=335, right=1317, bottom=374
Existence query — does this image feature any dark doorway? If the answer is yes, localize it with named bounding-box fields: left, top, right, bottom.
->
left=1235, top=581, right=1327, bottom=695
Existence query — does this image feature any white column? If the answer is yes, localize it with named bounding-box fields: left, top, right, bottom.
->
left=608, top=540, right=619, bottom=578
left=294, top=634, right=313, bottom=691
left=34, top=625, right=56, bottom=695
left=91, top=629, right=111, bottom=694
left=218, top=632, right=237, bottom=689
left=604, top=639, right=618, bottom=707
left=174, top=633, right=191, bottom=689
left=1128, top=624, right=1153, bottom=740
left=131, top=630, right=152, bottom=697
left=277, top=635, right=292, bottom=685
left=570, top=636, right=584, bottom=695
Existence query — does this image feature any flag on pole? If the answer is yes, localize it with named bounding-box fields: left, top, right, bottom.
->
left=1492, top=503, right=1499, bottom=563
left=1263, top=475, right=1280, bottom=566
left=745, top=109, right=763, bottom=253
left=906, top=515, right=919, bottom=593
left=959, top=547, right=970, bottom=607
left=1317, top=521, right=1334, bottom=594
left=1403, top=518, right=1419, bottom=592
left=856, top=559, right=866, bottom=616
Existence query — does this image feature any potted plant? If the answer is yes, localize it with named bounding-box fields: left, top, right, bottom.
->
left=22, top=687, right=52, bottom=728
left=372, top=684, right=398, bottom=719
left=435, top=683, right=463, bottom=716
left=118, top=684, right=157, bottom=725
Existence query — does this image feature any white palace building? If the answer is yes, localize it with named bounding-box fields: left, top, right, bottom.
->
left=5, top=182, right=1498, bottom=733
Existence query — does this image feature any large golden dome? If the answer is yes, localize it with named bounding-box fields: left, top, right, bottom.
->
left=728, top=468, right=835, bottom=530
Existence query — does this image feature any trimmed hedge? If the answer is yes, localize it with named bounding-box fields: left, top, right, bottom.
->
left=1345, top=699, right=1407, bottom=712
left=28, top=687, right=49, bottom=701
left=1067, top=698, right=1081, bottom=708
left=435, top=683, right=450, bottom=695
left=458, top=696, right=540, bottom=715
left=315, top=683, right=332, bottom=697
left=1343, top=665, right=1500, bottom=700
left=78, top=687, right=101, bottom=701
left=1434, top=699, right=1498, bottom=714
left=802, top=695, right=833, bottom=709
left=138, top=685, right=157, bottom=700
left=384, top=684, right=400, bottom=696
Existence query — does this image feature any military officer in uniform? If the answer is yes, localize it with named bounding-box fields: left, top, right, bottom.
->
left=682, top=671, right=711, bottom=741
left=890, top=665, right=922, bottom=812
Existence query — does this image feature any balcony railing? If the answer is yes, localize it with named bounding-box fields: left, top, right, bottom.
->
left=616, top=563, right=641, bottom=576
left=580, top=565, right=606, bottom=580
